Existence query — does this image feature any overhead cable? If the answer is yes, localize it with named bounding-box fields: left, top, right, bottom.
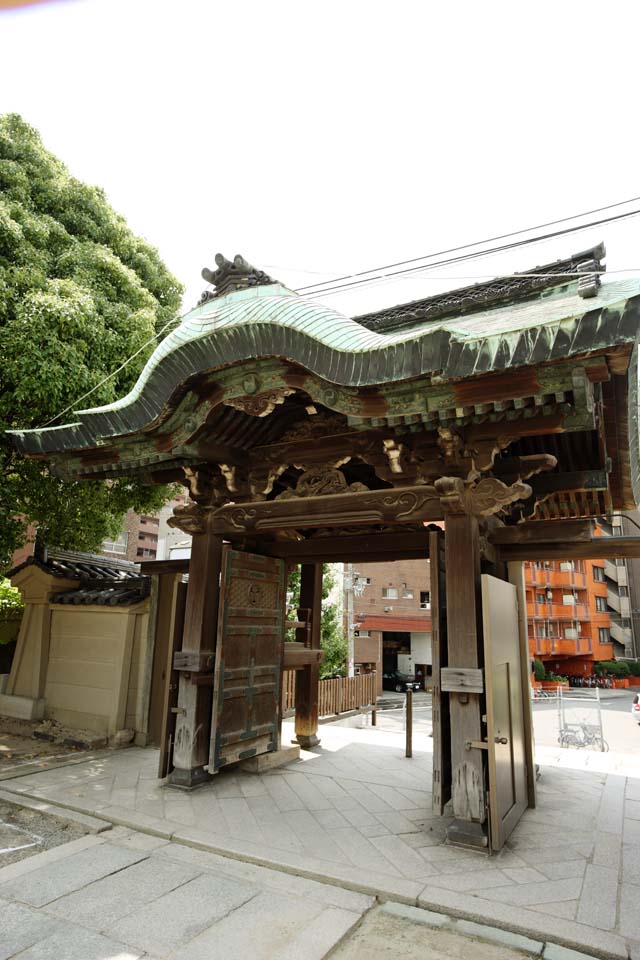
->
left=295, top=203, right=640, bottom=297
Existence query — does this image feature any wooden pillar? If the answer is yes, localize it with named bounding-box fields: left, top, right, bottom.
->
left=293, top=563, right=323, bottom=748
left=444, top=512, right=488, bottom=847
left=169, top=517, right=223, bottom=788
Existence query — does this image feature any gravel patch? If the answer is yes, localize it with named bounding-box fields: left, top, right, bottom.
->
left=0, top=798, right=87, bottom=867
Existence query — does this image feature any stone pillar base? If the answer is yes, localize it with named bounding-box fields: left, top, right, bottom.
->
left=167, top=765, right=211, bottom=790
left=293, top=734, right=321, bottom=749
left=447, top=819, right=488, bottom=849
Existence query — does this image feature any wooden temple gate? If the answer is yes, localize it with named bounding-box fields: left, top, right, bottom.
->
left=10, top=247, right=640, bottom=851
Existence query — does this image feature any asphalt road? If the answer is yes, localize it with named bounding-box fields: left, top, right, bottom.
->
left=532, top=690, right=640, bottom=754
left=354, top=689, right=640, bottom=755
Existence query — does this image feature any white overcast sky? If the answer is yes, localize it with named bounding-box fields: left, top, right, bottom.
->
left=1, top=0, right=639, bottom=316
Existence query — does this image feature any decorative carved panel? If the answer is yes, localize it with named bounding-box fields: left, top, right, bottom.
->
left=224, top=388, right=294, bottom=418
left=433, top=476, right=532, bottom=517
left=277, top=466, right=369, bottom=500
left=168, top=503, right=210, bottom=535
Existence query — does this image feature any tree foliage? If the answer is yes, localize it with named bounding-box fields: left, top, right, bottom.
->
left=0, top=114, right=183, bottom=567
left=594, top=659, right=631, bottom=678
left=0, top=576, right=23, bottom=615
left=287, top=564, right=347, bottom=678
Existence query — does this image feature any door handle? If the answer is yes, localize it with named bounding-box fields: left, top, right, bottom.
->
left=494, top=736, right=508, bottom=745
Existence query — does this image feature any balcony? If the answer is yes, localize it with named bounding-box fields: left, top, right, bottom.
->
left=526, top=568, right=587, bottom=589
left=549, top=639, right=581, bottom=657
left=529, top=602, right=589, bottom=620
left=533, top=639, right=552, bottom=656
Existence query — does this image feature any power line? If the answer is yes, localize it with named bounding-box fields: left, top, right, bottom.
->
left=294, top=195, right=640, bottom=292
left=41, top=316, right=179, bottom=428
left=38, top=200, right=640, bottom=428
left=297, top=207, right=640, bottom=299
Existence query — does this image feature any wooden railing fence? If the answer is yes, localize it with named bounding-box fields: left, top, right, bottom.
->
left=282, top=671, right=377, bottom=721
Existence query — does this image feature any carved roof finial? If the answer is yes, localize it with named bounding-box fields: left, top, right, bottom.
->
left=198, top=254, right=276, bottom=305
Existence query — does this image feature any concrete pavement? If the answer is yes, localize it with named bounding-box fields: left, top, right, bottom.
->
left=0, top=718, right=638, bottom=959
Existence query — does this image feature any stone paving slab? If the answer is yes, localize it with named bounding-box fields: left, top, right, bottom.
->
left=0, top=840, right=146, bottom=906
left=0, top=721, right=638, bottom=959
left=0, top=830, right=374, bottom=960
left=0, top=898, right=64, bottom=960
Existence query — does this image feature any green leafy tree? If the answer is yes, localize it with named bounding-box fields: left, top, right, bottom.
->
left=533, top=658, right=546, bottom=682
left=0, top=114, right=183, bottom=567
left=287, top=564, right=347, bottom=678
left=0, top=576, right=23, bottom=615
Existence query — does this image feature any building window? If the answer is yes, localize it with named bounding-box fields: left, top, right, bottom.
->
left=595, top=596, right=607, bottom=612
left=599, top=627, right=611, bottom=643
left=593, top=566, right=605, bottom=581
left=354, top=630, right=371, bottom=638
left=560, top=561, right=574, bottom=572
left=420, top=591, right=430, bottom=609
left=103, top=532, right=128, bottom=554
left=382, top=587, right=398, bottom=599
left=562, top=594, right=575, bottom=605
left=402, top=587, right=414, bottom=599
left=536, top=593, right=546, bottom=603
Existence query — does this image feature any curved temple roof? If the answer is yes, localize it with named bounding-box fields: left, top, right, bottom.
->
left=9, top=251, right=640, bottom=458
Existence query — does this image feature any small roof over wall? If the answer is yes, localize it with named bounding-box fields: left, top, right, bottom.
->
left=8, top=546, right=148, bottom=606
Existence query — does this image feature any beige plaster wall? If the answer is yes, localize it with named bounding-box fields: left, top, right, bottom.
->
left=45, top=605, right=147, bottom=736
left=125, top=609, right=150, bottom=734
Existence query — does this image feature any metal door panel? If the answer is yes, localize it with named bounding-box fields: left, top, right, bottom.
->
left=209, top=548, right=286, bottom=773
left=482, top=574, right=527, bottom=851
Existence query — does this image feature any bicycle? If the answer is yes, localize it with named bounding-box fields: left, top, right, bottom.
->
left=558, top=723, right=609, bottom=752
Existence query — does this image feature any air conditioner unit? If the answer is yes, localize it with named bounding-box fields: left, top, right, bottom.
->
left=546, top=590, right=553, bottom=600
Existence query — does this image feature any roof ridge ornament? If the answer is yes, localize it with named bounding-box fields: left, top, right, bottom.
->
left=199, top=253, right=277, bottom=305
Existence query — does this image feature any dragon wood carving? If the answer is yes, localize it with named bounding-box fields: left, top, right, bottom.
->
left=433, top=476, right=532, bottom=517
left=276, top=466, right=369, bottom=500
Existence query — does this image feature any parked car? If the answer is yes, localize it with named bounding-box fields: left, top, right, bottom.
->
left=632, top=693, right=640, bottom=725
left=382, top=670, right=420, bottom=693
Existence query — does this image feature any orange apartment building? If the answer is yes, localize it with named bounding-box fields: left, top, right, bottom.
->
left=351, top=554, right=620, bottom=687
left=525, top=558, right=615, bottom=677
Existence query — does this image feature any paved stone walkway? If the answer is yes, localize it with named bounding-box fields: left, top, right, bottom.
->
left=0, top=827, right=375, bottom=959
left=1, top=721, right=638, bottom=959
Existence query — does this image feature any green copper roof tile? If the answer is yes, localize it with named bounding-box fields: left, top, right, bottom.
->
left=9, top=275, right=640, bottom=457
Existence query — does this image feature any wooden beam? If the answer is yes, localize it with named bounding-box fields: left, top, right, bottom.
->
left=488, top=520, right=594, bottom=545
left=497, top=536, right=640, bottom=561
left=211, top=485, right=444, bottom=535
left=169, top=523, right=223, bottom=788
left=530, top=470, right=609, bottom=496
left=440, top=667, right=484, bottom=694
left=254, top=531, right=432, bottom=563
left=139, top=559, right=190, bottom=575
left=444, top=514, right=487, bottom=847
left=294, top=563, right=323, bottom=749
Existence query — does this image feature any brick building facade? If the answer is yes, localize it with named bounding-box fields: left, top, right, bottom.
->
left=351, top=558, right=432, bottom=690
